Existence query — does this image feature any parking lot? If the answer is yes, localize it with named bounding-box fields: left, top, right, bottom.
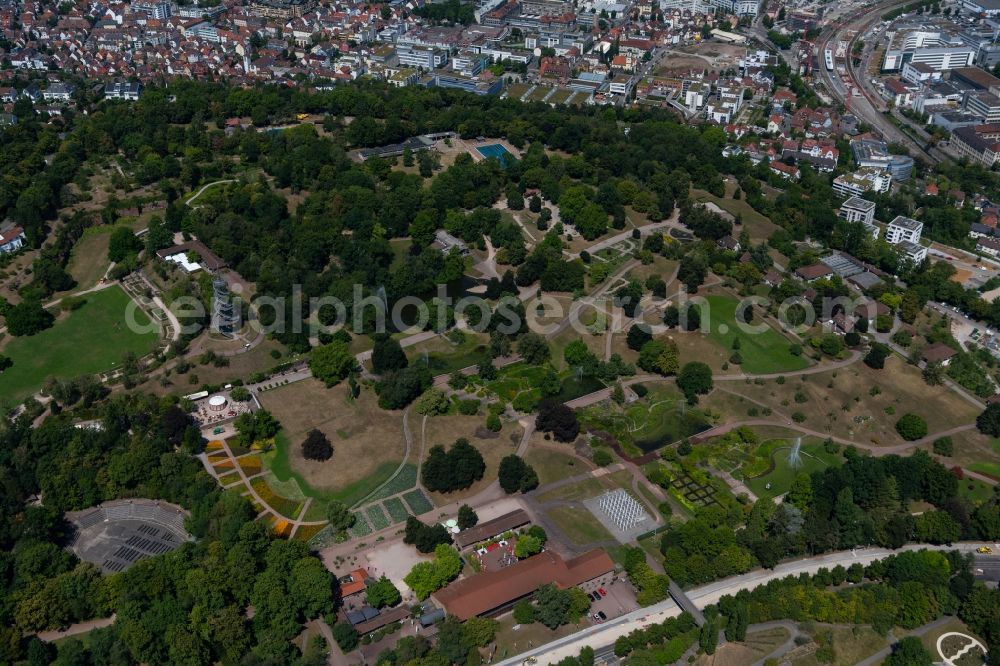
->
left=579, top=576, right=639, bottom=624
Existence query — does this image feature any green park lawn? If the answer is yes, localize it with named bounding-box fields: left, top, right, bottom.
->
left=404, top=332, right=490, bottom=376
left=744, top=441, right=843, bottom=499
left=701, top=295, right=810, bottom=374
left=477, top=362, right=606, bottom=413
left=546, top=505, right=614, bottom=545
left=0, top=286, right=159, bottom=404
left=957, top=477, right=993, bottom=503
left=967, top=461, right=1000, bottom=480
left=578, top=386, right=711, bottom=456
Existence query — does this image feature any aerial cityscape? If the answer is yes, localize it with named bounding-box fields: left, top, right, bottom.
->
left=1, top=0, right=1000, bottom=662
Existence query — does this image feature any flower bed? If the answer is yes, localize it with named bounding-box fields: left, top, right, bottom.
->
left=213, top=460, right=234, bottom=472
left=270, top=516, right=292, bottom=538
left=238, top=455, right=262, bottom=476
left=218, top=471, right=242, bottom=486
left=294, top=523, right=326, bottom=542
left=251, top=477, right=303, bottom=519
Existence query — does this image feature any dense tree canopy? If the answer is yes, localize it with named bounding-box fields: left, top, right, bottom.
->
left=421, top=438, right=486, bottom=493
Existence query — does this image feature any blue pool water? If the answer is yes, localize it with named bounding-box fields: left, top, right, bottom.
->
left=476, top=143, right=512, bottom=165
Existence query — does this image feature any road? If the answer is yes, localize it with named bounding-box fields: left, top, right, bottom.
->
left=813, top=0, right=942, bottom=164
left=495, top=542, right=999, bottom=665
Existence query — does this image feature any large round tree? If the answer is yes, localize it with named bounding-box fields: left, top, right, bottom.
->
left=677, top=361, right=713, bottom=403
left=301, top=429, right=333, bottom=461
left=895, top=414, right=928, bottom=441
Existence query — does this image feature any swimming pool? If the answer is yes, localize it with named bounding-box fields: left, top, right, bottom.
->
left=476, top=143, right=512, bottom=165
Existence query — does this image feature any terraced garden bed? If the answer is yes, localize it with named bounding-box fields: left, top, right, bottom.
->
left=384, top=497, right=409, bottom=523
left=218, top=471, right=242, bottom=486
left=251, top=477, right=304, bottom=519
left=294, top=523, right=326, bottom=542
left=238, top=455, right=263, bottom=476
left=213, top=460, right=235, bottom=472
left=362, top=463, right=418, bottom=504
left=349, top=513, right=372, bottom=538
left=366, top=504, right=391, bottom=531
left=403, top=489, right=434, bottom=516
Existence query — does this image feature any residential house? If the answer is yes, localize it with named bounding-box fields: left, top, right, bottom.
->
left=795, top=264, right=834, bottom=282
left=921, top=342, right=957, bottom=366
left=0, top=226, right=25, bottom=254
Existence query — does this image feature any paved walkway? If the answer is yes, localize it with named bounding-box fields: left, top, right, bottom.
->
left=36, top=615, right=116, bottom=643
left=186, top=179, right=237, bottom=207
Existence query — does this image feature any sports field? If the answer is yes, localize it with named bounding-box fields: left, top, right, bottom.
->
left=1, top=286, right=159, bottom=404
left=700, top=295, right=809, bottom=374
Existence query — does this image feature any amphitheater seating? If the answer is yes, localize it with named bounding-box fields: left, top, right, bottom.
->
left=75, top=510, right=105, bottom=529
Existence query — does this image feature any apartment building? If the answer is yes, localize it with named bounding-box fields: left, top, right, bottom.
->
left=838, top=196, right=880, bottom=239
left=833, top=168, right=892, bottom=198
left=886, top=215, right=923, bottom=244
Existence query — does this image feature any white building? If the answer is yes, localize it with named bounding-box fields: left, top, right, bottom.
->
left=104, top=81, right=143, bottom=100
left=898, top=240, right=928, bottom=263
left=452, top=50, right=489, bottom=77
left=132, top=0, right=171, bottom=19
left=839, top=197, right=880, bottom=239
left=960, top=0, right=1000, bottom=17
left=839, top=196, right=875, bottom=223
left=886, top=215, right=923, bottom=244
left=608, top=76, right=635, bottom=96
left=42, top=81, right=74, bottom=102
left=832, top=168, right=892, bottom=198
left=977, top=236, right=1000, bottom=258
left=882, top=30, right=975, bottom=72
left=396, top=44, right=449, bottom=70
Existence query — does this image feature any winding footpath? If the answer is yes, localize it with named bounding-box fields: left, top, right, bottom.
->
left=185, top=179, right=238, bottom=207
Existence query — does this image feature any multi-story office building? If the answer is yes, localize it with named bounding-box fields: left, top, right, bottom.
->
left=396, top=44, right=449, bottom=69
left=883, top=30, right=975, bottom=71
left=951, top=123, right=1000, bottom=166
left=963, top=89, right=1000, bottom=122
left=851, top=138, right=915, bottom=180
